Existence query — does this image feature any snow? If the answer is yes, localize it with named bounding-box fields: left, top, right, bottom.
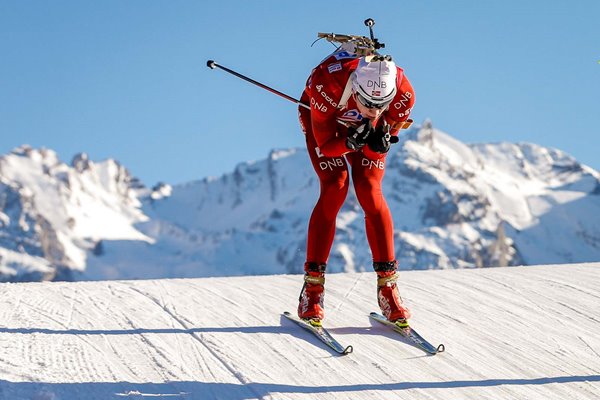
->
left=0, top=263, right=599, bottom=399
left=0, top=247, right=53, bottom=278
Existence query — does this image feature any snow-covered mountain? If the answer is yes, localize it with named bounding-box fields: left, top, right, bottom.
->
left=1, top=122, right=599, bottom=281
left=0, top=146, right=152, bottom=281
left=0, top=263, right=599, bottom=399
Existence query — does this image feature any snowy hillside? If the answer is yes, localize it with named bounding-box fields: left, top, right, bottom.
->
left=0, top=263, right=598, bottom=399
left=1, top=122, right=600, bottom=281
left=0, top=146, right=151, bottom=281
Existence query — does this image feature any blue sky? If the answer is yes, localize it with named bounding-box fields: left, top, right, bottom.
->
left=1, top=1, right=599, bottom=186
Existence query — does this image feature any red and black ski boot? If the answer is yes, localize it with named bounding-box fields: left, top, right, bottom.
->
left=374, top=261, right=412, bottom=326
left=297, top=262, right=326, bottom=322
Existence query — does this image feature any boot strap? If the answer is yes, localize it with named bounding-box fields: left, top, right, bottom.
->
left=377, top=272, right=399, bottom=287
left=373, top=260, right=398, bottom=272
left=304, top=274, right=325, bottom=285
left=304, top=262, right=327, bottom=273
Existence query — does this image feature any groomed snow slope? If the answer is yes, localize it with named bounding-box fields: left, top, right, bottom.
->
left=0, top=263, right=599, bottom=399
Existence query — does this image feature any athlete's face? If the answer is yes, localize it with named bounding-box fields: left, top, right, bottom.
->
left=354, top=94, right=386, bottom=121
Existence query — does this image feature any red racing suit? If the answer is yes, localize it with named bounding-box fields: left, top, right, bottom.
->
left=299, top=48, right=415, bottom=266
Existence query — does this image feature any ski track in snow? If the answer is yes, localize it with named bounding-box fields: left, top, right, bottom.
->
left=0, top=264, right=599, bottom=399
left=129, top=283, right=264, bottom=397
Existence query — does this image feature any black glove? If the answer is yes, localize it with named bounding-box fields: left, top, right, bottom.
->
left=346, top=119, right=374, bottom=151
left=367, top=124, right=400, bottom=154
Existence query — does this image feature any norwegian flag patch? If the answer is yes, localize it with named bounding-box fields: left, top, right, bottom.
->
left=327, top=62, right=342, bottom=73
left=372, top=90, right=381, bottom=96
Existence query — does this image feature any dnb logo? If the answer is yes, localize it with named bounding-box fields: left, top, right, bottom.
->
left=315, top=147, right=345, bottom=171
left=319, top=158, right=345, bottom=171
left=338, top=109, right=363, bottom=123
left=362, top=158, right=385, bottom=170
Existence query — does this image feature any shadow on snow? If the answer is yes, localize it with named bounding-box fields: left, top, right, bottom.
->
left=1, top=375, right=599, bottom=400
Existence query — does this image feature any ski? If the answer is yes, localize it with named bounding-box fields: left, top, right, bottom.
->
left=283, top=311, right=353, bottom=355
left=369, top=312, right=445, bottom=355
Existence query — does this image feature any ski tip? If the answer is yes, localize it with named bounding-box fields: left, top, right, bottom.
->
left=283, top=311, right=296, bottom=320
left=343, top=345, right=354, bottom=355
left=423, top=343, right=445, bottom=356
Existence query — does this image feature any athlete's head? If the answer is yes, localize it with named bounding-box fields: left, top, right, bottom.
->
left=351, top=55, right=398, bottom=110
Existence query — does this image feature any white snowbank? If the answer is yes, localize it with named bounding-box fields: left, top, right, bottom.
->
left=0, top=263, right=599, bottom=399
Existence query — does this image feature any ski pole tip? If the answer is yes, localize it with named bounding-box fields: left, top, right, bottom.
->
left=364, top=18, right=375, bottom=27
left=206, top=60, right=217, bottom=69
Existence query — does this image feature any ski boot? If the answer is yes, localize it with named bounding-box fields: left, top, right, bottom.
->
left=374, top=261, right=411, bottom=328
left=297, top=262, right=326, bottom=324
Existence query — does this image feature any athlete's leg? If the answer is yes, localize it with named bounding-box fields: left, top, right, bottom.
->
left=304, top=133, right=349, bottom=264
left=346, top=152, right=395, bottom=262
left=346, top=152, right=410, bottom=321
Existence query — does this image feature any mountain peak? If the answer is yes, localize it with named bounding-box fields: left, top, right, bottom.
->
left=9, top=145, right=61, bottom=167
left=71, top=152, right=91, bottom=172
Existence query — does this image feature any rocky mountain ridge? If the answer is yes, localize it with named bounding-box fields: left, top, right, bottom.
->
left=1, top=123, right=599, bottom=281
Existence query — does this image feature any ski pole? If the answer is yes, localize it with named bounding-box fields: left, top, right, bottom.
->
left=206, top=60, right=349, bottom=127
left=206, top=60, right=310, bottom=110
left=206, top=59, right=414, bottom=135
